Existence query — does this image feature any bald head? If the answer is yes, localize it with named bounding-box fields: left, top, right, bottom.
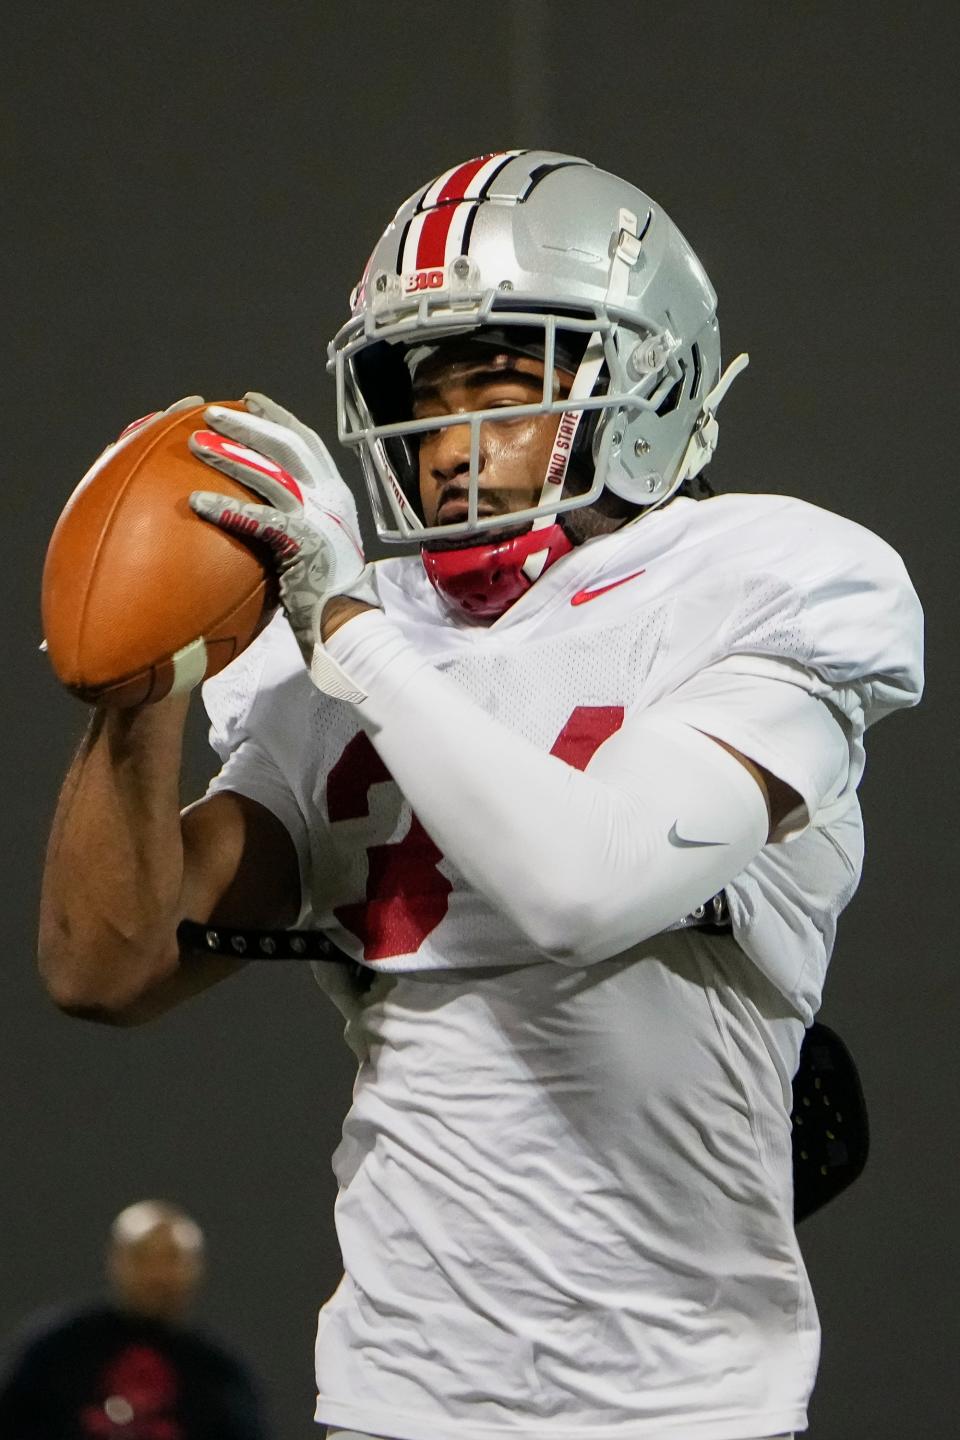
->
left=107, top=1201, right=205, bottom=1323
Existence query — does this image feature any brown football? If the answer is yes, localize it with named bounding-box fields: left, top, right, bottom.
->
left=42, top=400, right=279, bottom=706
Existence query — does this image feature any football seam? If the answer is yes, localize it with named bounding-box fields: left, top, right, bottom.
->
left=74, top=404, right=210, bottom=665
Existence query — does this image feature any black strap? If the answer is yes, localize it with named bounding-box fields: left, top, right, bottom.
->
left=177, top=892, right=732, bottom=965
left=177, top=919, right=353, bottom=964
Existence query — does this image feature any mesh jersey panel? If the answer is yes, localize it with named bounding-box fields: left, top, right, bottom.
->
left=437, top=602, right=672, bottom=747
left=726, top=573, right=814, bottom=664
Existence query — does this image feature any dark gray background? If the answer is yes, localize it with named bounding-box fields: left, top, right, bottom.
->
left=4, top=3, right=956, bottom=1435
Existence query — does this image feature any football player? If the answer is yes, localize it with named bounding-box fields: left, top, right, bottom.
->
left=40, top=152, right=924, bottom=1440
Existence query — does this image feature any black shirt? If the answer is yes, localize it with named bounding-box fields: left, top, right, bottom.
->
left=0, top=1305, right=267, bottom=1439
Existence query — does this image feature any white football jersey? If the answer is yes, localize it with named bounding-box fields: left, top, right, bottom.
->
left=203, top=493, right=922, bottom=1440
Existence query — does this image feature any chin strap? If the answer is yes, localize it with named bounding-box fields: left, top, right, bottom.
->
left=422, top=523, right=573, bottom=620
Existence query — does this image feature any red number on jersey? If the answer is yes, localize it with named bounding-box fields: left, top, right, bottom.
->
left=327, top=732, right=453, bottom=962
left=326, top=706, right=624, bottom=961
left=549, top=705, right=624, bottom=770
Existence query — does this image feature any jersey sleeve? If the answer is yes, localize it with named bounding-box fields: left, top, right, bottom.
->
left=205, top=736, right=311, bottom=895
left=656, top=498, right=924, bottom=815
left=0, top=1332, right=48, bottom=1431
left=201, top=614, right=313, bottom=919
left=651, top=657, right=852, bottom=840
left=721, top=500, right=924, bottom=732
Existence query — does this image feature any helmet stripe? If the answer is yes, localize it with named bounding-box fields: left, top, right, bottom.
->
left=400, top=211, right=429, bottom=272
left=473, top=150, right=523, bottom=199
left=443, top=201, right=476, bottom=262
left=459, top=201, right=480, bottom=257
left=415, top=203, right=460, bottom=269
left=394, top=216, right=413, bottom=274
left=420, top=151, right=507, bottom=209
left=409, top=152, right=526, bottom=270
left=418, top=156, right=486, bottom=210
left=414, top=198, right=480, bottom=270
left=436, top=153, right=501, bottom=203
left=419, top=160, right=472, bottom=210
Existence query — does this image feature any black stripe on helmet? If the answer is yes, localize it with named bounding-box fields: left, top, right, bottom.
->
left=459, top=202, right=481, bottom=258
left=413, top=175, right=438, bottom=215
left=517, top=159, right=590, bottom=202
left=476, top=150, right=528, bottom=200
left=394, top=216, right=414, bottom=274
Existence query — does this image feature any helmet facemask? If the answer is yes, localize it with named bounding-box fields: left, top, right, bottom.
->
left=331, top=299, right=696, bottom=549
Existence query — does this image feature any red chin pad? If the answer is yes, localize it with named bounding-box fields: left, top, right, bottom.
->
left=421, top=523, right=573, bottom=620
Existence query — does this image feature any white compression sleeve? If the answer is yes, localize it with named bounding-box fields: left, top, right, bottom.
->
left=325, top=613, right=769, bottom=964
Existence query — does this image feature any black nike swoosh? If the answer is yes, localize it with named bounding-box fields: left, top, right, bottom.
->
left=667, top=821, right=727, bottom=849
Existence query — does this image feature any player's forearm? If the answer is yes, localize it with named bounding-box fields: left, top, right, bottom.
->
left=326, top=614, right=768, bottom=961
left=38, top=695, right=191, bottom=1013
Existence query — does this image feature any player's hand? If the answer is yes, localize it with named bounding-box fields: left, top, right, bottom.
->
left=188, top=392, right=379, bottom=677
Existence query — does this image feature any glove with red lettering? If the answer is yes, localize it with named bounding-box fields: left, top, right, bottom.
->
left=189, top=392, right=378, bottom=700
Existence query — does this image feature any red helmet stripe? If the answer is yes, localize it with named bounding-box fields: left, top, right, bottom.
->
left=411, top=152, right=524, bottom=270
left=436, top=153, right=500, bottom=204
left=415, top=201, right=461, bottom=269
left=414, top=153, right=505, bottom=268
left=419, top=150, right=524, bottom=210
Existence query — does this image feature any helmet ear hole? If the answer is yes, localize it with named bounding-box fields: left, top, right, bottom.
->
left=690, top=344, right=703, bottom=399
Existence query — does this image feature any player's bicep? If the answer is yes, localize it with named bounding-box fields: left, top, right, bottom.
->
left=705, top=737, right=802, bottom=841
left=180, top=789, right=301, bottom=930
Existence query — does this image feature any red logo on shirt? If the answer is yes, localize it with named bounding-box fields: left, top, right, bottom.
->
left=81, top=1344, right=182, bottom=1438
left=570, top=569, right=646, bottom=605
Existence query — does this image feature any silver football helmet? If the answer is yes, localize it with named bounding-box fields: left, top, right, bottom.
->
left=328, top=149, right=747, bottom=547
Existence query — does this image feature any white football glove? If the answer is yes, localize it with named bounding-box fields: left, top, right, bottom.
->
left=115, top=394, right=206, bottom=442
left=188, top=392, right=379, bottom=700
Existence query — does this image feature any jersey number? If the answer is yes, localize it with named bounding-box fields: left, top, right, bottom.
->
left=326, top=706, right=624, bottom=961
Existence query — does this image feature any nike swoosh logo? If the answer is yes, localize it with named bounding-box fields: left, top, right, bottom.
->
left=570, top=568, right=646, bottom=605
left=667, top=821, right=727, bottom=849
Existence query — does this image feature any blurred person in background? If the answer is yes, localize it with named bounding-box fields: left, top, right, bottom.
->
left=0, top=1199, right=268, bottom=1439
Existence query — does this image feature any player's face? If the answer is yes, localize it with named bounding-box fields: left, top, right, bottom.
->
left=108, top=1223, right=204, bottom=1322
left=413, top=352, right=575, bottom=527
